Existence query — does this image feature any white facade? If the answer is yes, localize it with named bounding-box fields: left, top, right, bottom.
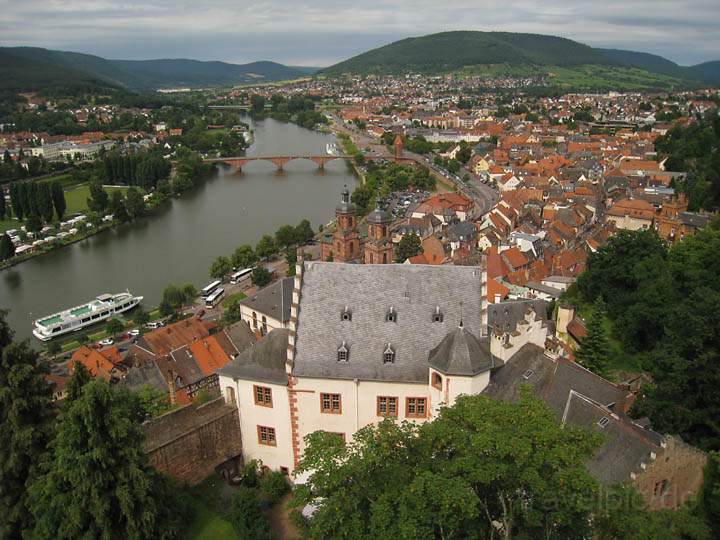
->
left=219, top=375, right=294, bottom=471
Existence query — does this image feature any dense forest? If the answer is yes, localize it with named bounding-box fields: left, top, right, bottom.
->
left=566, top=227, right=720, bottom=451
left=655, top=112, right=720, bottom=210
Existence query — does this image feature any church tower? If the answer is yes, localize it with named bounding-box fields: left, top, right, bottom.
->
left=364, top=198, right=394, bottom=264
left=393, top=134, right=404, bottom=159
left=322, top=185, right=360, bottom=262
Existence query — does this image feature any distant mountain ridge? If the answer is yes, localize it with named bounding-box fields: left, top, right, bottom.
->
left=321, top=31, right=720, bottom=87
left=597, top=48, right=720, bottom=85
left=0, top=47, right=318, bottom=91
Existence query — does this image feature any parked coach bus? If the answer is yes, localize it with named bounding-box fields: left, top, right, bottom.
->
left=201, top=280, right=222, bottom=298
left=205, top=287, right=225, bottom=308
left=230, top=268, right=253, bottom=285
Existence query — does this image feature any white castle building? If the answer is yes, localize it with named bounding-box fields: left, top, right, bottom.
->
left=219, top=256, right=548, bottom=473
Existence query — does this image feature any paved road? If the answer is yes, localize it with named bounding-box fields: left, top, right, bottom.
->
left=328, top=116, right=498, bottom=219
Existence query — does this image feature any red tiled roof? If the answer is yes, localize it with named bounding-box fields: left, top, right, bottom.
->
left=189, top=336, right=232, bottom=376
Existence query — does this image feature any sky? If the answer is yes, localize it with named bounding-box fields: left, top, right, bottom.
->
left=1, top=0, right=719, bottom=66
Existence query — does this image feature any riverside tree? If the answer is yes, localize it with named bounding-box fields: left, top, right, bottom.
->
left=0, top=233, right=15, bottom=261
left=275, top=224, right=296, bottom=250
left=29, top=380, right=185, bottom=539
left=87, top=182, right=109, bottom=214
left=209, top=255, right=232, bottom=281
left=50, top=181, right=66, bottom=221
left=255, top=234, right=277, bottom=260
left=125, top=187, right=146, bottom=219
left=0, top=312, right=54, bottom=538
left=294, top=218, right=314, bottom=244
left=231, top=244, right=258, bottom=270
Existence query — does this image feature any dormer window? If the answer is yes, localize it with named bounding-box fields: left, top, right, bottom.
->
left=432, top=306, right=443, bottom=323
left=341, top=306, right=352, bottom=322
left=523, top=369, right=534, bottom=379
left=383, top=343, right=395, bottom=364
left=597, top=417, right=610, bottom=429
left=386, top=306, right=397, bottom=323
left=337, top=342, right=349, bottom=362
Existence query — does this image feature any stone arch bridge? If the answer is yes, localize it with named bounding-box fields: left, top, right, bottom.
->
left=203, top=154, right=416, bottom=172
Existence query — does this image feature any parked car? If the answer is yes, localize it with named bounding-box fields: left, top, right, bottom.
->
left=98, top=338, right=114, bottom=347
left=145, top=321, right=165, bottom=329
left=128, top=329, right=140, bottom=337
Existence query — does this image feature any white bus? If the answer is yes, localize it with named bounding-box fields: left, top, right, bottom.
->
left=205, top=287, right=225, bottom=308
left=230, top=268, right=253, bottom=285
left=201, top=280, right=222, bottom=298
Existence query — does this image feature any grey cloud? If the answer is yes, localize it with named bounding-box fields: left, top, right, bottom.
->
left=0, top=0, right=718, bottom=65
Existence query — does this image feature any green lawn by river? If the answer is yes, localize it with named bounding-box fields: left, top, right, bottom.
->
left=1, top=184, right=129, bottom=235
left=64, top=184, right=129, bottom=214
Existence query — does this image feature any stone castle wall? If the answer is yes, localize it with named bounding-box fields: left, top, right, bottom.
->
left=143, top=397, right=242, bottom=485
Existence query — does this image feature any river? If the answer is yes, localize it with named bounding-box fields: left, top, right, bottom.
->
left=1, top=116, right=359, bottom=342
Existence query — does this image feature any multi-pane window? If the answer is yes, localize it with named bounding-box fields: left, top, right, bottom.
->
left=254, top=385, right=273, bottom=407
left=406, top=397, right=427, bottom=418
left=320, top=393, right=342, bottom=414
left=257, top=425, right=276, bottom=446
left=377, top=396, right=398, bottom=417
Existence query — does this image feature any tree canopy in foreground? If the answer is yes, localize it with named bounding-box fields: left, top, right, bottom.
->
left=293, top=391, right=709, bottom=539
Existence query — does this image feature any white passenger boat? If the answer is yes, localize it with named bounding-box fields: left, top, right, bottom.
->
left=32, top=291, right=143, bottom=341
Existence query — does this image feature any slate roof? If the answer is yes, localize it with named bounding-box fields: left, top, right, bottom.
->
left=219, top=329, right=290, bottom=386
left=121, top=361, right=167, bottom=393
left=488, top=299, right=548, bottom=333
left=482, top=344, right=664, bottom=485
left=428, top=326, right=493, bottom=376
left=680, top=212, right=710, bottom=228
left=218, top=321, right=256, bottom=356
left=241, top=277, right=293, bottom=324
left=292, top=262, right=485, bottom=383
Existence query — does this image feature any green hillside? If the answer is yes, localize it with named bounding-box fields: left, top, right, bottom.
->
left=595, top=48, right=688, bottom=78
left=0, top=50, right=113, bottom=92
left=0, top=47, right=318, bottom=90
left=687, top=61, right=720, bottom=85
left=596, top=48, right=720, bottom=85
left=321, top=31, right=617, bottom=75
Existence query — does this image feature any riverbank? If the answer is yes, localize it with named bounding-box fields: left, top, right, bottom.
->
left=0, top=163, right=217, bottom=271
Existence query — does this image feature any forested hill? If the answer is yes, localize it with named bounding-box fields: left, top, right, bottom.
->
left=321, top=31, right=614, bottom=75
left=597, top=48, right=720, bottom=85
left=0, top=47, right=318, bottom=91
left=320, top=31, right=720, bottom=88
left=0, top=50, right=115, bottom=93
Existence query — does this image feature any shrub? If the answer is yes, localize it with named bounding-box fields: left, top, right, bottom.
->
left=242, top=459, right=261, bottom=488
left=260, top=470, right=289, bottom=504
left=227, top=486, right=270, bottom=539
